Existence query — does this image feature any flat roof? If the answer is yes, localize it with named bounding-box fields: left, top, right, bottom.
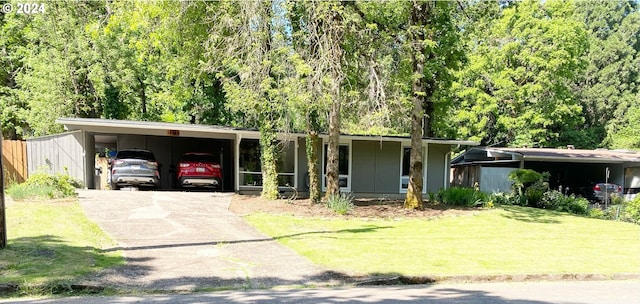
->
left=56, top=118, right=479, bottom=146
left=454, top=147, right=640, bottom=164
left=496, top=147, right=640, bottom=163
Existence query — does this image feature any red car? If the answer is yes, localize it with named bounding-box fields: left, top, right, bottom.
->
left=176, top=153, right=223, bottom=189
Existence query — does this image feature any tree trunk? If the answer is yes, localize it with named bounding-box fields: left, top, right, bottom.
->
left=404, top=77, right=425, bottom=210
left=306, top=110, right=321, bottom=203
left=423, top=99, right=435, bottom=138
left=404, top=1, right=428, bottom=210
left=325, top=97, right=340, bottom=199
left=306, top=130, right=321, bottom=203
left=137, top=76, right=147, bottom=116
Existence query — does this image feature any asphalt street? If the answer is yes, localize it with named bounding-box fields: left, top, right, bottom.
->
left=3, top=280, right=640, bottom=304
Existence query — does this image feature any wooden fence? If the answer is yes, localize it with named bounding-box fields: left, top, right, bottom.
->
left=2, top=140, right=27, bottom=187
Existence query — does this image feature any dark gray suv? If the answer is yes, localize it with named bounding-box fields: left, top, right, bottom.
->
left=109, top=149, right=160, bottom=190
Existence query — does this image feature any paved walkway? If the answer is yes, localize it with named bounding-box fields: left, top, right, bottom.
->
left=77, top=190, right=330, bottom=291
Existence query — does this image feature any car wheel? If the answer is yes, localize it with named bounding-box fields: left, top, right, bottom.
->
left=111, top=183, right=119, bottom=191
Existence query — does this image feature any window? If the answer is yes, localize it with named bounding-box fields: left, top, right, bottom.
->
left=322, top=142, right=351, bottom=191
left=276, top=142, right=296, bottom=187
left=401, top=147, right=411, bottom=190
left=400, top=146, right=427, bottom=193
left=238, top=139, right=296, bottom=188
left=239, top=139, right=262, bottom=186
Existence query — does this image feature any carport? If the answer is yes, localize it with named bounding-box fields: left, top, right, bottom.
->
left=50, top=118, right=243, bottom=191
left=452, top=147, right=640, bottom=199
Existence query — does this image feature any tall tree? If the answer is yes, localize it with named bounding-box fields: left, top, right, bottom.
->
left=287, top=2, right=325, bottom=203
left=573, top=0, right=640, bottom=149
left=10, top=1, right=108, bottom=136
left=0, top=7, right=28, bottom=139
left=204, top=0, right=292, bottom=199
left=315, top=2, right=346, bottom=199
left=450, top=0, right=588, bottom=147
left=404, top=1, right=463, bottom=209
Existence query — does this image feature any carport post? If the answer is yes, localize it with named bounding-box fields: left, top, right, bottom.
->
left=0, top=138, right=7, bottom=249
left=220, top=148, right=224, bottom=191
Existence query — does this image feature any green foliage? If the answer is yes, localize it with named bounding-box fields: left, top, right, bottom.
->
left=573, top=1, right=640, bottom=149
left=491, top=189, right=587, bottom=215
left=450, top=0, right=588, bottom=147
left=325, top=193, right=355, bottom=215
left=621, top=196, right=640, bottom=224
left=588, top=208, right=606, bottom=219
left=489, top=192, right=521, bottom=206
left=539, top=191, right=589, bottom=215
left=508, top=169, right=549, bottom=205
left=437, top=187, right=487, bottom=207
left=259, top=126, right=279, bottom=200
left=1, top=0, right=639, bottom=158
left=7, top=170, right=82, bottom=200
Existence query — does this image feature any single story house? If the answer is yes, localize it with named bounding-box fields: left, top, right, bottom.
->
left=451, top=146, right=640, bottom=200
left=26, top=118, right=478, bottom=198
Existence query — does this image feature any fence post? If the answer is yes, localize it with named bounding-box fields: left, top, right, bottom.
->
left=1, top=138, right=7, bottom=249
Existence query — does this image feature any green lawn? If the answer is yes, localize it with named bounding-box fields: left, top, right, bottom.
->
left=244, top=205, right=640, bottom=276
left=0, top=198, right=124, bottom=289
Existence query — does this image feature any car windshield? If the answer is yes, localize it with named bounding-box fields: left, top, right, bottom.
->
left=181, top=154, right=216, bottom=163
left=117, top=150, right=156, bottom=161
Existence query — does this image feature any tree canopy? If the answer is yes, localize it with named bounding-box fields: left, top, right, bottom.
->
left=2, top=0, right=639, bottom=147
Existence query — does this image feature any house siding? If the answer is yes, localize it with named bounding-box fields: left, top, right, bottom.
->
left=351, top=140, right=401, bottom=193
left=426, top=143, right=450, bottom=193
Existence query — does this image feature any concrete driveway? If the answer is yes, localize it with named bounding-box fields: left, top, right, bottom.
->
left=77, top=190, right=330, bottom=291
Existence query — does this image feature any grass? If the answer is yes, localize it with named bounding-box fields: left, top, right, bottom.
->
left=243, top=205, right=640, bottom=277
left=6, top=184, right=58, bottom=201
left=0, top=197, right=124, bottom=296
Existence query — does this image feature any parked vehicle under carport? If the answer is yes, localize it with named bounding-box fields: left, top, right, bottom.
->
left=109, top=149, right=160, bottom=190
left=176, top=152, right=222, bottom=190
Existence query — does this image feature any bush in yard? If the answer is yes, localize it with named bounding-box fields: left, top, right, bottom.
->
left=621, top=196, right=640, bottom=224
left=508, top=169, right=550, bottom=207
left=539, top=191, right=588, bottom=215
left=7, top=169, right=82, bottom=200
left=508, top=169, right=546, bottom=194
left=558, top=196, right=589, bottom=215
left=588, top=208, right=605, bottom=219
left=325, top=193, right=355, bottom=215
left=489, top=192, right=526, bottom=206
left=438, top=187, right=487, bottom=207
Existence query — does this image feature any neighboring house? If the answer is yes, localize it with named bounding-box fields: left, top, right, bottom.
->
left=452, top=147, right=640, bottom=200
left=26, top=118, right=478, bottom=198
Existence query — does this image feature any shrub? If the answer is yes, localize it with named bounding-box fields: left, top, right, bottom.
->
left=558, top=196, right=589, bottom=215
left=622, top=196, right=640, bottom=224
left=7, top=170, right=82, bottom=200
left=588, top=208, right=605, bottom=219
left=508, top=169, right=547, bottom=194
left=438, top=187, right=487, bottom=207
left=525, top=187, right=546, bottom=208
left=325, top=193, right=355, bottom=215
left=538, top=190, right=588, bottom=215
